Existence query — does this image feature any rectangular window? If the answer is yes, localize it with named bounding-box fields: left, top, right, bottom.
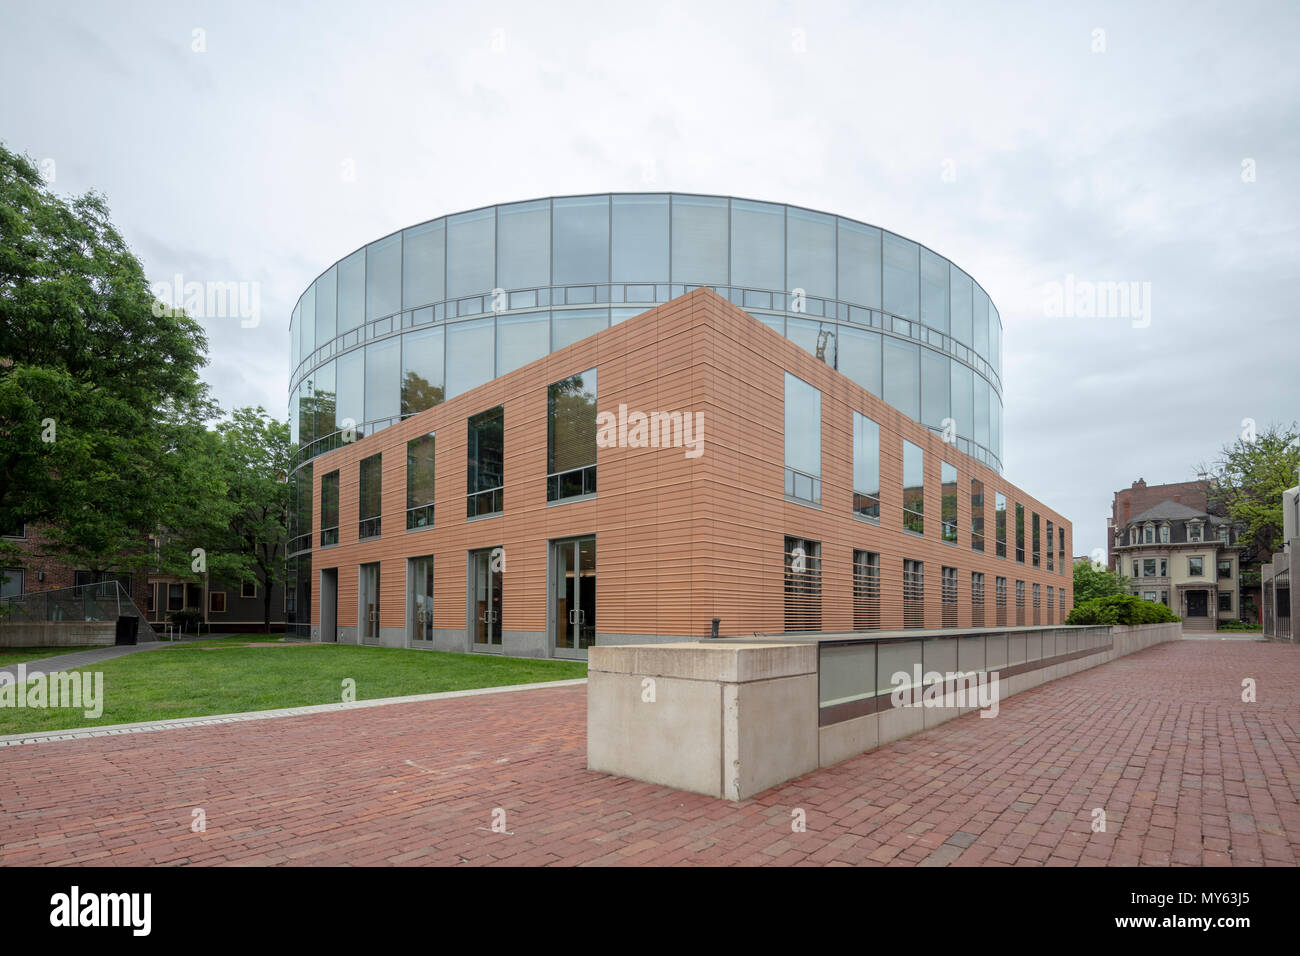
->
left=320, top=470, right=340, bottom=546
left=0, top=568, right=24, bottom=599
left=1160, top=558, right=1167, bottom=576
left=852, top=411, right=880, bottom=520
left=1143, top=558, right=1157, bottom=577
left=853, top=550, right=880, bottom=629
left=1143, top=526, right=1153, bottom=544
left=971, top=478, right=985, bottom=552
left=1032, top=583, right=1041, bottom=625
left=467, top=405, right=505, bottom=518
left=996, top=576, right=1007, bottom=626
left=359, top=453, right=382, bottom=539
left=406, top=433, right=436, bottom=529
left=1160, top=525, right=1169, bottom=543
left=1015, top=580, right=1025, bottom=626
left=209, top=591, right=227, bottom=614
left=784, top=373, right=821, bottom=505
left=941, top=462, right=958, bottom=544
left=1143, top=591, right=1157, bottom=602
left=168, top=583, right=184, bottom=611
left=1217, top=559, right=1232, bottom=580
left=995, top=492, right=1007, bottom=558
left=1219, top=592, right=1232, bottom=612
left=1046, top=520, right=1055, bottom=571
left=941, top=566, right=957, bottom=626
left=972, top=572, right=985, bottom=627
left=1046, top=586, right=1054, bottom=624
left=903, top=440, right=924, bottom=535
left=1015, top=504, right=1025, bottom=563
left=547, top=368, right=598, bottom=503
left=146, top=584, right=156, bottom=613
left=1061, top=588, right=1067, bottom=615
left=1032, top=513, right=1041, bottom=568
left=1058, top=527, right=1065, bottom=574
left=241, top=581, right=257, bottom=599
left=783, top=536, right=822, bottom=631
left=903, top=559, right=925, bottom=629
left=1188, top=556, right=1204, bottom=577
left=1189, top=524, right=1203, bottom=542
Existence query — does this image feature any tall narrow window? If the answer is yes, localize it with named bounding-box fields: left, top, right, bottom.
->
left=853, top=550, right=880, bottom=629
left=1015, top=504, right=1025, bottom=563
left=1032, top=513, right=1041, bottom=568
left=903, top=559, right=925, bottom=628
left=940, top=462, right=958, bottom=544
left=995, top=576, right=1007, bottom=626
left=784, top=536, right=822, bottom=631
left=1047, top=586, right=1054, bottom=624
left=467, top=406, right=504, bottom=518
left=972, top=572, right=985, bottom=627
left=1058, top=528, right=1066, bottom=574
left=1032, top=583, right=1041, bottom=625
left=942, top=566, right=957, bottom=626
left=1015, top=579, right=1025, bottom=626
left=903, top=440, right=924, bottom=535
left=320, top=470, right=340, bottom=546
left=995, top=492, right=1007, bottom=558
left=784, top=373, right=822, bottom=505
left=359, top=453, right=382, bottom=539
left=406, top=433, right=436, bottom=529
left=852, top=412, right=880, bottom=520
left=1046, top=520, right=1055, bottom=571
left=547, top=368, right=598, bottom=503
left=1060, top=587, right=1067, bottom=615
left=971, top=478, right=985, bottom=552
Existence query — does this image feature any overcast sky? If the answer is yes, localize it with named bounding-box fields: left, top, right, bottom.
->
left=2, top=0, right=1297, bottom=558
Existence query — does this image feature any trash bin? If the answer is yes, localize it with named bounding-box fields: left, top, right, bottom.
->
left=115, top=615, right=140, bottom=646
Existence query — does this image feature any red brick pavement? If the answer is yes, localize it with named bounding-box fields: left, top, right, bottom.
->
left=1, top=639, right=1297, bottom=866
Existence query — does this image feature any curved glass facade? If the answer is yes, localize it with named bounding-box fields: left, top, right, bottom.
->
left=287, top=193, right=1005, bottom=556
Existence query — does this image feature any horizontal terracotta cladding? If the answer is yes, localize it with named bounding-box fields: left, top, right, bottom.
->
left=308, top=289, right=1070, bottom=640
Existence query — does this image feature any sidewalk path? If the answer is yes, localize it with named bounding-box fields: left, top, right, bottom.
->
left=0, top=638, right=1295, bottom=866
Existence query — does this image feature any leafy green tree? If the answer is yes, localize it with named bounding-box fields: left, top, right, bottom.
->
left=215, top=407, right=290, bottom=631
left=1073, top=558, right=1127, bottom=603
left=1206, top=422, right=1300, bottom=562
left=0, top=142, right=212, bottom=576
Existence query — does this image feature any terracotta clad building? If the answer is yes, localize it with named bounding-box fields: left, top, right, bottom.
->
left=285, top=194, right=1071, bottom=657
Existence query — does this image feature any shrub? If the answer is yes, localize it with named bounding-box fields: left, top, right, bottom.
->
left=1217, top=619, right=1261, bottom=632
left=170, top=607, right=204, bottom=632
left=1065, top=594, right=1180, bottom=626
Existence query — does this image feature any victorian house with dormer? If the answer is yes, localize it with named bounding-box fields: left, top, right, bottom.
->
left=1111, top=499, right=1242, bottom=632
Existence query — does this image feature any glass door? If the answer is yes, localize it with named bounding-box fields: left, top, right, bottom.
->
left=552, top=536, right=596, bottom=655
left=408, top=557, right=434, bottom=644
left=359, top=563, right=380, bottom=644
left=471, top=548, right=502, bottom=647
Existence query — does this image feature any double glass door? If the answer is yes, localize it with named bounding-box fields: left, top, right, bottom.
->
left=408, top=557, right=434, bottom=643
left=359, top=563, right=380, bottom=644
left=471, top=548, right=503, bottom=647
left=552, top=536, right=595, bottom=655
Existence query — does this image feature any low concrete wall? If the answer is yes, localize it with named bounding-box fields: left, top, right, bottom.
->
left=0, top=621, right=116, bottom=647
left=588, top=623, right=1181, bottom=800
left=587, top=642, right=818, bottom=800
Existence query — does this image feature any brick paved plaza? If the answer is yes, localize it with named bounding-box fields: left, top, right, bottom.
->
left=1, top=638, right=1297, bottom=867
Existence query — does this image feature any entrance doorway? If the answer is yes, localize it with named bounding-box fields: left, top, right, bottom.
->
left=469, top=548, right=503, bottom=649
left=319, top=568, right=338, bottom=643
left=551, top=535, right=595, bottom=657
left=359, top=563, right=380, bottom=644
left=407, top=556, right=434, bottom=644
left=1187, top=590, right=1208, bottom=617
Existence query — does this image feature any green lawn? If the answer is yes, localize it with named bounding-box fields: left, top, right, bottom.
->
left=0, top=636, right=586, bottom=735
left=0, top=645, right=103, bottom=667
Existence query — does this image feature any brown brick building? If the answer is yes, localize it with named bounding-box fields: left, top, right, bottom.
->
left=302, top=289, right=1071, bottom=656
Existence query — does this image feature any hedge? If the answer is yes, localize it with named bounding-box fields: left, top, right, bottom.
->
left=1064, top=594, right=1181, bottom=626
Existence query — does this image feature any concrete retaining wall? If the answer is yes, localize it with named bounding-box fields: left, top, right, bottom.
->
left=588, top=623, right=1181, bottom=800
left=0, top=622, right=116, bottom=647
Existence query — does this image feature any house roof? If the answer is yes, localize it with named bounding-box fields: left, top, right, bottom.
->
left=1127, top=499, right=1226, bottom=526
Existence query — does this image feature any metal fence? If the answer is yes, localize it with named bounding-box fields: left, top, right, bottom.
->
left=0, top=581, right=159, bottom=641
